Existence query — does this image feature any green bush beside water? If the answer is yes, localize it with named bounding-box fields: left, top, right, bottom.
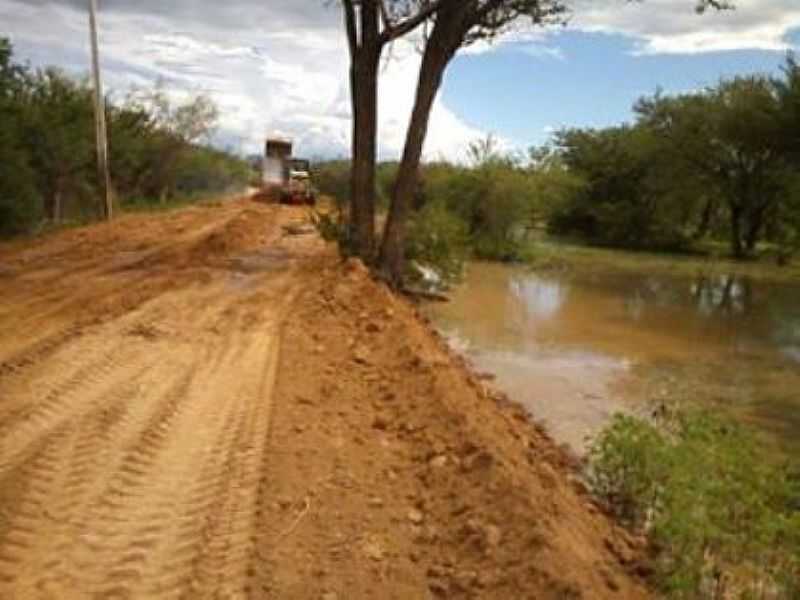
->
left=589, top=410, right=800, bottom=598
left=317, top=57, right=800, bottom=283
left=314, top=138, right=580, bottom=283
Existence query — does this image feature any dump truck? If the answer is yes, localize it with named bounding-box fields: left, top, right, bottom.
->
left=262, top=138, right=316, bottom=205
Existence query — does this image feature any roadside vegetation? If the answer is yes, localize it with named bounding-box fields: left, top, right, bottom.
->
left=0, top=39, right=251, bottom=238
left=551, top=64, right=800, bottom=262
left=589, top=409, right=800, bottom=598
left=313, top=54, right=800, bottom=595
left=318, top=57, right=800, bottom=287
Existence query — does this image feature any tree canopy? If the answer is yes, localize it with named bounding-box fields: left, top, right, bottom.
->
left=551, top=63, right=800, bottom=259
left=0, top=40, right=250, bottom=237
left=338, top=0, right=733, bottom=283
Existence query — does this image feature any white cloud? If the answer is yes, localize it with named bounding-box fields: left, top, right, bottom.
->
left=1, top=0, right=489, bottom=160
left=376, top=42, right=489, bottom=161
left=462, top=0, right=799, bottom=56
left=5, top=0, right=797, bottom=161
left=569, top=0, right=800, bottom=54
left=519, top=44, right=566, bottom=60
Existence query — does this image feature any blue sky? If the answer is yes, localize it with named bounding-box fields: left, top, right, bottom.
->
left=443, top=29, right=799, bottom=149
left=2, top=1, right=800, bottom=160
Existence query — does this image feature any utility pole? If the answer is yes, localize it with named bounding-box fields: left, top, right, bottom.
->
left=89, top=0, right=113, bottom=220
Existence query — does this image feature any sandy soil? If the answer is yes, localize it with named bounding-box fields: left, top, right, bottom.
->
left=0, top=198, right=649, bottom=598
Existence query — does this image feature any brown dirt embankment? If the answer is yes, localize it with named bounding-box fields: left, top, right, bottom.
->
left=259, top=257, right=650, bottom=599
left=0, top=198, right=649, bottom=598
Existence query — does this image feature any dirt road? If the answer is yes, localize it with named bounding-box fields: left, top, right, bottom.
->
left=0, top=199, right=650, bottom=599
left=0, top=200, right=320, bottom=598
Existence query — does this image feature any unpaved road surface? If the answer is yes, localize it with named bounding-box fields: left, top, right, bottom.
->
left=0, top=199, right=650, bottom=599
left=0, top=200, right=318, bottom=598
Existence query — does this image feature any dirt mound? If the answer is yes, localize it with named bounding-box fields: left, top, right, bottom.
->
left=116, top=207, right=276, bottom=271
left=188, top=208, right=273, bottom=263
left=0, top=200, right=298, bottom=375
left=0, top=201, right=649, bottom=598
left=261, top=257, right=650, bottom=599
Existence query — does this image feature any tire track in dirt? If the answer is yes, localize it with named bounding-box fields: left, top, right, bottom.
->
left=0, top=203, right=251, bottom=374
left=0, top=202, right=312, bottom=598
left=166, top=326, right=283, bottom=599
left=0, top=340, right=156, bottom=475
left=0, top=354, right=186, bottom=592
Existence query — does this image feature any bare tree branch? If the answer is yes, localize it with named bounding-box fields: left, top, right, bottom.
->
left=378, top=0, right=393, bottom=29
left=378, top=0, right=448, bottom=45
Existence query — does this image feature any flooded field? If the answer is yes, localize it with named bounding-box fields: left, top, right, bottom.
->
left=427, top=261, right=800, bottom=455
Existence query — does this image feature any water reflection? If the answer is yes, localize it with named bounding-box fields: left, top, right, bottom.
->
left=783, top=347, right=800, bottom=363
left=510, top=277, right=568, bottom=319
left=691, top=274, right=753, bottom=317
left=506, top=270, right=782, bottom=349
left=427, top=262, right=800, bottom=454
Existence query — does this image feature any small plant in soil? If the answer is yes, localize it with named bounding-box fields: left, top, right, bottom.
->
left=587, top=410, right=800, bottom=598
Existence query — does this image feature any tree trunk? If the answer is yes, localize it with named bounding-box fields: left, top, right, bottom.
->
left=54, top=189, right=62, bottom=223
left=379, top=19, right=464, bottom=285
left=693, top=196, right=715, bottom=240
left=349, top=49, right=380, bottom=261
left=744, top=203, right=766, bottom=255
left=730, top=204, right=745, bottom=259
left=347, top=1, right=380, bottom=263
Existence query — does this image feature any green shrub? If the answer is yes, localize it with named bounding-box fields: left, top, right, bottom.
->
left=405, top=200, right=469, bottom=286
left=0, top=131, right=42, bottom=235
left=419, top=151, right=542, bottom=262
left=313, top=160, right=399, bottom=212
left=310, top=208, right=349, bottom=246
left=0, top=39, right=250, bottom=237
left=548, top=126, right=698, bottom=251
left=376, top=161, right=399, bottom=209
left=313, top=160, right=351, bottom=211
left=589, top=410, right=800, bottom=598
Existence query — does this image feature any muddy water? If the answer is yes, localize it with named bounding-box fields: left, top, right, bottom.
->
left=426, top=262, right=800, bottom=455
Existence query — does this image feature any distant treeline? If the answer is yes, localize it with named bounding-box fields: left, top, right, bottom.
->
left=551, top=57, right=800, bottom=260
left=0, top=39, right=251, bottom=237
left=317, top=57, right=800, bottom=277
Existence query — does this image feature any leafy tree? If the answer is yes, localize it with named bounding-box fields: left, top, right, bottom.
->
left=340, top=0, right=444, bottom=260
left=770, top=174, right=800, bottom=264
left=123, top=84, right=220, bottom=202
left=0, top=39, right=41, bottom=234
left=350, top=1, right=725, bottom=283
left=126, top=81, right=218, bottom=144
left=636, top=77, right=790, bottom=258
left=0, top=41, right=249, bottom=237
left=525, top=146, right=586, bottom=227
left=313, top=160, right=352, bottom=211
left=431, top=141, right=586, bottom=238
left=405, top=199, right=469, bottom=284
left=336, top=1, right=731, bottom=280
left=771, top=55, right=800, bottom=263
left=378, top=0, right=567, bottom=283
left=107, top=103, right=161, bottom=199
left=551, top=125, right=704, bottom=249
left=459, top=139, right=539, bottom=259
left=411, top=140, right=572, bottom=264
left=0, top=38, right=27, bottom=96
left=24, top=69, right=96, bottom=221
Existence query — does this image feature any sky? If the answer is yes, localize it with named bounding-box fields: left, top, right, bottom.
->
left=2, top=1, right=799, bottom=161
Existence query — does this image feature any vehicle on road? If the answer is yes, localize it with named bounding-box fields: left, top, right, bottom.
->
left=261, top=138, right=316, bottom=205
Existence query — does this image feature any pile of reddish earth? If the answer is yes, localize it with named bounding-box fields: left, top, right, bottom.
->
left=0, top=200, right=650, bottom=598
left=260, top=257, right=650, bottom=599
